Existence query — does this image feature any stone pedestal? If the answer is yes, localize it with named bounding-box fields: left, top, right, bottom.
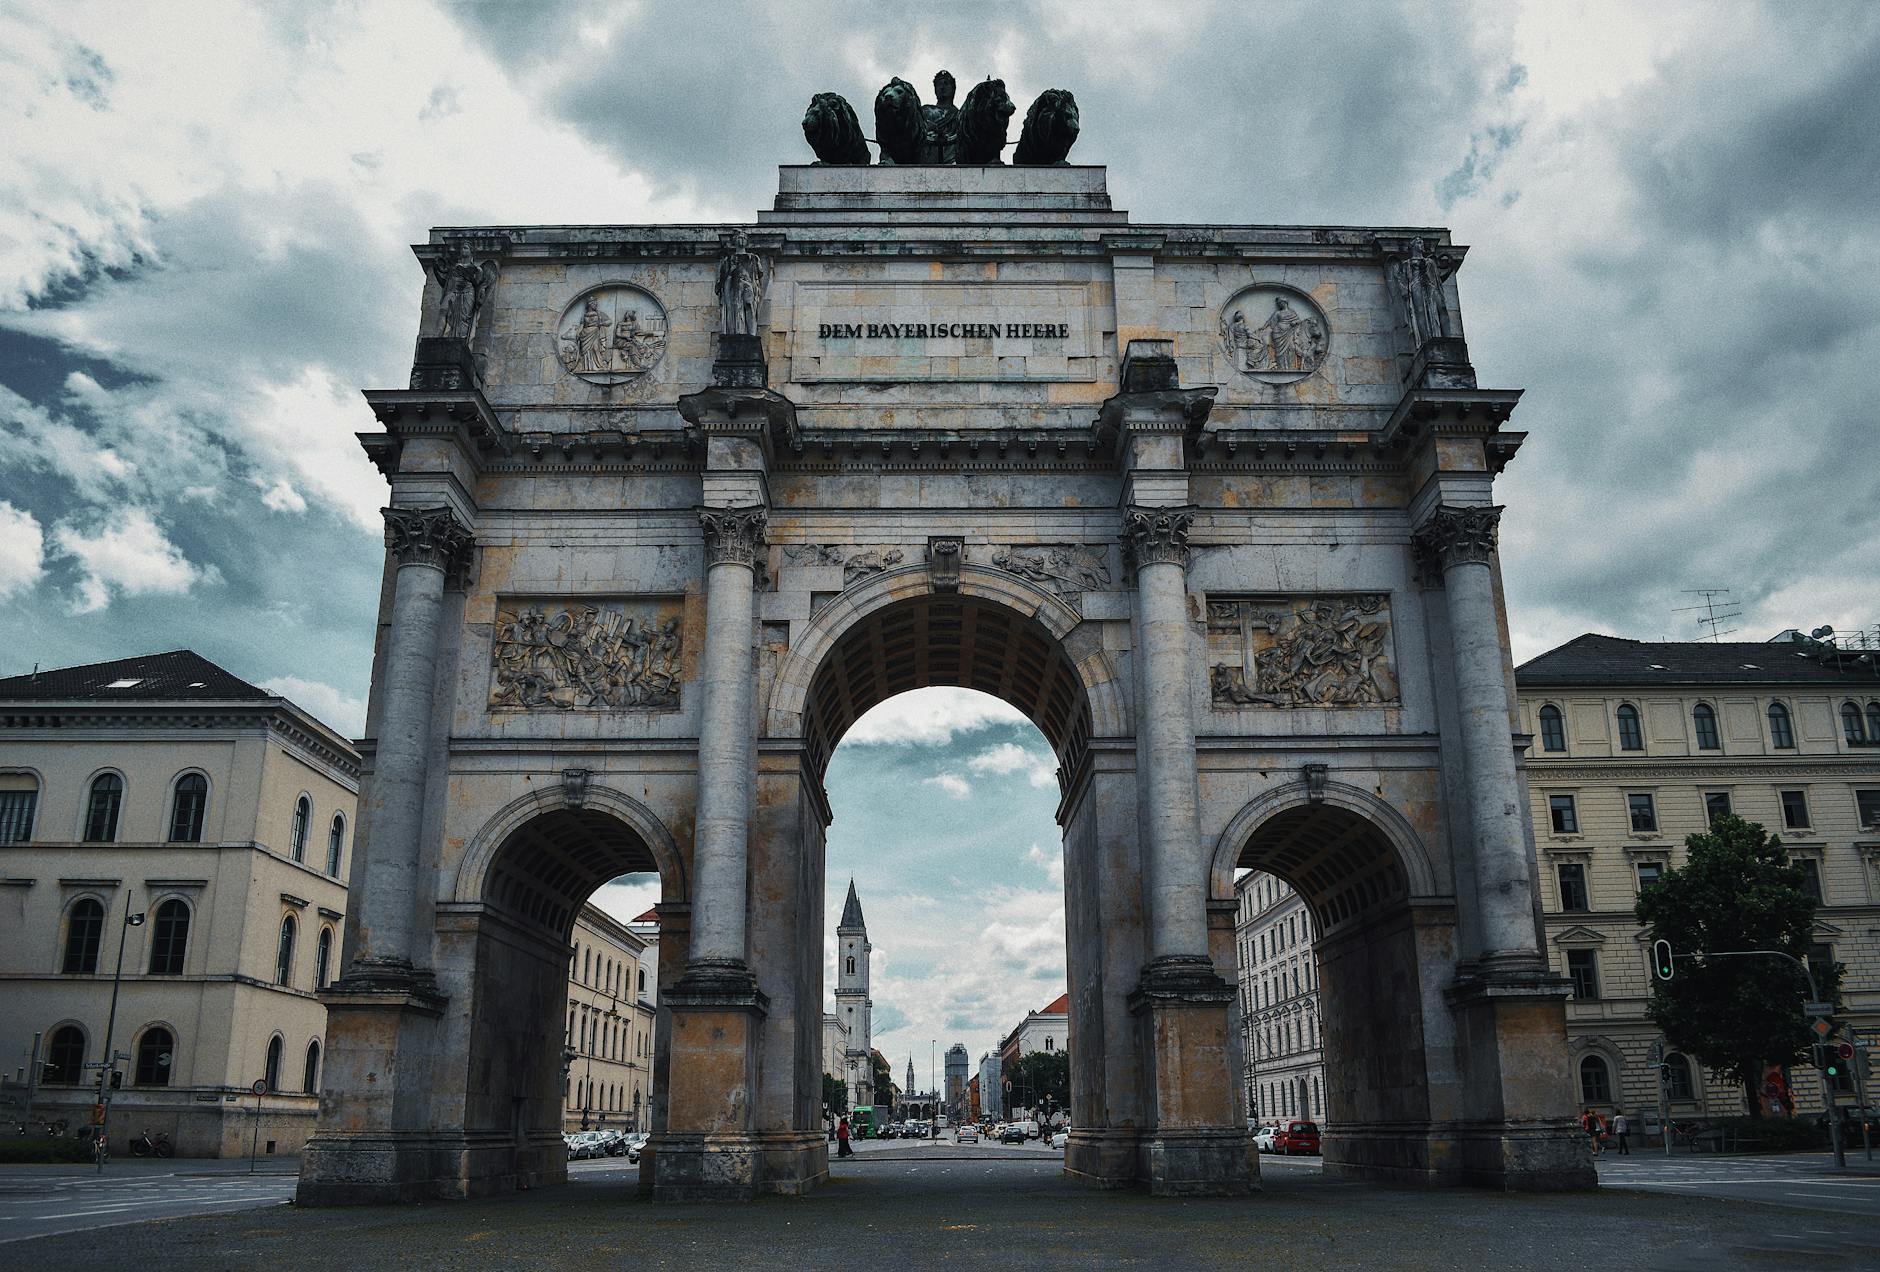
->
left=1131, top=957, right=1257, bottom=1196
left=1445, top=971, right=1596, bottom=1191
left=713, top=333, right=767, bottom=388
left=653, top=967, right=768, bottom=1201
left=295, top=988, right=448, bottom=1205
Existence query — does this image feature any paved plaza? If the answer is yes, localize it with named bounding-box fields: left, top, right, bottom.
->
left=2, top=1151, right=1876, bottom=1270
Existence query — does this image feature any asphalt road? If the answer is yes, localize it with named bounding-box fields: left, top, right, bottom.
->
left=0, top=1159, right=297, bottom=1246
left=1, top=1148, right=1875, bottom=1269
left=1596, top=1148, right=1880, bottom=1218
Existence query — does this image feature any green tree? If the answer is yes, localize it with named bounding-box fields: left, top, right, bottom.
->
left=822, top=1072, right=847, bottom=1116
left=1006, top=1050, right=1069, bottom=1113
left=871, top=1050, right=896, bottom=1108
left=1636, top=814, right=1840, bottom=1117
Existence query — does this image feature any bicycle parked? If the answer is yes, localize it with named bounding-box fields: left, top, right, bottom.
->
left=130, top=1128, right=174, bottom=1158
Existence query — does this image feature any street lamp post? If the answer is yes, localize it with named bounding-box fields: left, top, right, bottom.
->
left=95, top=893, right=145, bottom=1172
left=930, top=1040, right=937, bottom=1140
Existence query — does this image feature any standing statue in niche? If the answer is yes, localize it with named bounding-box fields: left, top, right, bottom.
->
left=716, top=230, right=769, bottom=337
left=920, top=71, right=962, bottom=164
left=1396, top=236, right=1457, bottom=349
left=427, top=243, right=498, bottom=342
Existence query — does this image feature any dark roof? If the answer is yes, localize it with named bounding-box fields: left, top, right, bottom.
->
left=1515, top=633, right=1880, bottom=688
left=839, top=879, right=865, bottom=930
left=0, top=649, right=273, bottom=702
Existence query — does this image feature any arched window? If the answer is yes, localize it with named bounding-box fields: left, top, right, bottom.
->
left=1768, top=702, right=1795, bottom=749
left=1579, top=1054, right=1612, bottom=1104
left=147, top=899, right=190, bottom=975
left=62, top=898, right=105, bottom=974
left=315, top=926, right=334, bottom=989
left=44, top=1025, right=86, bottom=1084
left=326, top=814, right=345, bottom=877
left=135, top=1027, right=174, bottom=1086
left=303, top=1039, right=321, bottom=1093
left=1868, top=702, right=1880, bottom=744
left=1692, top=703, right=1720, bottom=750
left=290, top=795, right=311, bottom=862
left=275, top=914, right=297, bottom=985
left=638, top=967, right=646, bottom=994
left=846, top=956, right=855, bottom=975
left=0, top=772, right=37, bottom=844
left=1538, top=705, right=1566, bottom=752
left=169, top=773, right=208, bottom=842
left=84, top=773, right=124, bottom=842
left=264, top=1035, right=283, bottom=1091
left=1664, top=1053, right=1696, bottom=1102
left=1843, top=701, right=1867, bottom=744
left=1615, top=704, right=1643, bottom=751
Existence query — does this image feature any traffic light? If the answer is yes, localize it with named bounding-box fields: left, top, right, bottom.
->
left=109, top=1069, right=122, bottom=1090
left=1651, top=939, right=1675, bottom=981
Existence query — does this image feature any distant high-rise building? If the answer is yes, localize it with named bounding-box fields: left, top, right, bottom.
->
left=944, top=1042, right=969, bottom=1119
left=978, top=1052, right=1002, bottom=1121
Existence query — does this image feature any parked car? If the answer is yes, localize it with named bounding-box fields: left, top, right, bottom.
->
left=1049, top=1127, right=1070, bottom=1150
left=624, top=1132, right=649, bottom=1163
left=954, top=1124, right=980, bottom=1143
left=999, top=1125, right=1028, bottom=1145
left=1253, top=1125, right=1279, bottom=1153
left=1274, top=1120, right=1320, bottom=1155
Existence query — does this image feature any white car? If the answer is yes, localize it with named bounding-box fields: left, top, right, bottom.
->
left=1049, top=1128, right=1070, bottom=1150
left=954, top=1125, right=980, bottom=1143
left=1253, top=1125, right=1278, bottom=1153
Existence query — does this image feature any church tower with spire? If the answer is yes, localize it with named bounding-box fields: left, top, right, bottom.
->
left=835, top=880, right=873, bottom=1112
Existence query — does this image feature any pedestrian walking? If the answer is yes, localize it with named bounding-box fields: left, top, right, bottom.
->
left=1611, top=1109, right=1630, bottom=1155
left=1581, top=1108, right=1602, bottom=1156
left=836, top=1116, right=853, bottom=1158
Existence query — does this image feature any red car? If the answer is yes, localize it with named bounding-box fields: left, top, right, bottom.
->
left=1273, top=1120, right=1320, bottom=1155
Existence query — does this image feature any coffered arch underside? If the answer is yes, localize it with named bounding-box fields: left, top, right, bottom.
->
left=766, top=562, right=1128, bottom=780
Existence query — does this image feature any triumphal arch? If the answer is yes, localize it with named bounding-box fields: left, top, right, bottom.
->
left=299, top=85, right=1593, bottom=1203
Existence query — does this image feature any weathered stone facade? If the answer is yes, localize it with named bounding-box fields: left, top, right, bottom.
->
left=298, top=165, right=1589, bottom=1205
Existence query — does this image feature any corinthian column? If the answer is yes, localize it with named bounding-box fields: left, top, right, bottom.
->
left=349, top=505, right=473, bottom=983
left=689, top=504, right=767, bottom=977
left=1123, top=505, right=1211, bottom=968
left=1413, top=504, right=1539, bottom=965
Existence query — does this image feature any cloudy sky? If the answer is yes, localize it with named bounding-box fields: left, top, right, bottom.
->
left=5, top=1, right=1878, bottom=1070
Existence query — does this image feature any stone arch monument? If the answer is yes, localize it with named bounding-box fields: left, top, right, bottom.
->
left=297, top=162, right=1593, bottom=1204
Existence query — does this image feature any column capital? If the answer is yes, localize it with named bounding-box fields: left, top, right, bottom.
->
left=699, top=504, right=768, bottom=567
left=382, top=505, right=474, bottom=572
left=1412, top=504, right=1502, bottom=573
left=1121, top=504, right=1196, bottom=570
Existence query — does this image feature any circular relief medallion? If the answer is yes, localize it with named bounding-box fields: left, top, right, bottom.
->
left=556, top=283, right=669, bottom=384
left=1218, top=285, right=1330, bottom=383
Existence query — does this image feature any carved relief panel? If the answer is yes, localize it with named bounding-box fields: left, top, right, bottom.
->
left=556, top=283, right=669, bottom=384
left=1207, top=594, right=1399, bottom=707
left=489, top=597, right=684, bottom=711
left=1218, top=284, right=1329, bottom=383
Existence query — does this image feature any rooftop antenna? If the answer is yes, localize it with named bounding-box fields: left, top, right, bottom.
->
left=1674, top=588, right=1741, bottom=642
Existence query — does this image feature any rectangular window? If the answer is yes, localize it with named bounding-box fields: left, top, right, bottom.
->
left=1548, top=794, right=1579, bottom=834
left=1627, top=793, right=1658, bottom=833
left=1704, top=792, right=1732, bottom=823
left=1779, top=789, right=1810, bottom=829
left=1557, top=862, right=1589, bottom=913
left=1566, top=949, right=1599, bottom=999
left=0, top=789, right=36, bottom=845
left=1806, top=942, right=1837, bottom=997
left=1857, top=790, right=1880, bottom=829
left=1796, top=857, right=1823, bottom=904
left=1636, top=861, right=1662, bottom=892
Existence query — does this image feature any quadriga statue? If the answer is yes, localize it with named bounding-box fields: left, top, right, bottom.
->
left=802, top=92, right=871, bottom=165
left=1013, top=89, right=1080, bottom=165
left=957, top=78, right=1016, bottom=164
left=873, top=77, right=924, bottom=165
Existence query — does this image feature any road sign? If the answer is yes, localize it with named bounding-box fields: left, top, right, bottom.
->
left=1805, top=1001, right=1835, bottom=1016
left=251, top=1079, right=269, bottom=1096
left=1838, top=1042, right=1857, bottom=1060
left=1812, top=1017, right=1835, bottom=1038
left=91, top=1103, right=104, bottom=1125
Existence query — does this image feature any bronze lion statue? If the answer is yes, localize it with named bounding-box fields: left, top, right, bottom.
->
left=873, top=77, right=924, bottom=165
left=802, top=92, right=870, bottom=165
left=957, top=77, right=1016, bottom=164
left=1014, top=89, right=1080, bottom=165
